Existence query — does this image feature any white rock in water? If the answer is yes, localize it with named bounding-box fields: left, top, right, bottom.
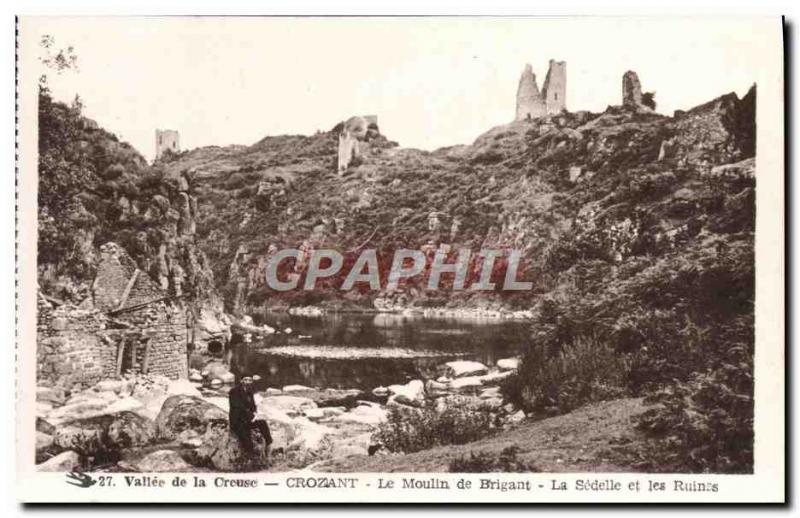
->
left=507, top=410, right=526, bottom=423
left=445, top=360, right=489, bottom=378
left=450, top=377, right=484, bottom=391
left=387, top=379, right=425, bottom=406
left=303, top=408, right=326, bottom=421
left=210, top=379, right=223, bottom=388
left=37, top=450, right=81, bottom=472
left=220, top=372, right=235, bottom=384
left=284, top=327, right=292, bottom=334
left=371, top=386, right=389, bottom=397
left=478, top=370, right=514, bottom=386
left=265, top=388, right=283, bottom=396
left=480, top=386, right=502, bottom=399
left=282, top=385, right=313, bottom=393
left=496, top=358, right=520, bottom=371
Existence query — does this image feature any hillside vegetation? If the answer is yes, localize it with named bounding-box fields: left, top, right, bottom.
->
left=39, top=81, right=756, bottom=473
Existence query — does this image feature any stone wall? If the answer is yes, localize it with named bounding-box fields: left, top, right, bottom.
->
left=38, top=242, right=190, bottom=389
left=37, top=296, right=115, bottom=390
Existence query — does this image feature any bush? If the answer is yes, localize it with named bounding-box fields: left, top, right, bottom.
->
left=502, top=335, right=628, bottom=416
left=633, top=318, right=754, bottom=473
left=449, top=446, right=540, bottom=473
left=373, top=400, right=496, bottom=454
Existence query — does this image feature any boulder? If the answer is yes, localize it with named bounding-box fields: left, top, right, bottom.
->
left=444, top=361, right=489, bottom=378
left=36, top=417, right=56, bottom=435
left=55, top=411, right=155, bottom=457
left=104, top=396, right=145, bottom=416
left=387, top=380, right=425, bottom=407
left=477, top=370, right=513, bottom=386
left=450, top=377, right=484, bottom=393
left=136, top=450, right=193, bottom=472
left=203, top=361, right=233, bottom=382
left=155, top=395, right=228, bottom=441
left=507, top=410, right=526, bottom=424
left=47, top=398, right=112, bottom=425
left=479, top=386, right=502, bottom=399
left=496, top=358, right=520, bottom=371
left=37, top=450, right=81, bottom=472
left=191, top=421, right=270, bottom=471
left=106, top=411, right=156, bottom=449
left=36, top=386, right=66, bottom=406
left=265, top=388, right=282, bottom=396
left=371, top=386, right=389, bottom=397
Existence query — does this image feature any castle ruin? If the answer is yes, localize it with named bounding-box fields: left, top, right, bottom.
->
left=155, top=129, right=180, bottom=159
left=515, top=59, right=567, bottom=121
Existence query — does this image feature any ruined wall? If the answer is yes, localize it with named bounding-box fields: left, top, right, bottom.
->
left=542, top=60, right=567, bottom=114
left=37, top=296, right=116, bottom=390
left=37, top=242, right=190, bottom=389
left=155, top=129, right=180, bottom=159
left=515, top=64, right=547, bottom=121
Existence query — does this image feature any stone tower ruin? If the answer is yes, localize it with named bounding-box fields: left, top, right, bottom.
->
left=515, top=59, right=567, bottom=121
left=542, top=60, right=567, bottom=114
left=155, top=129, right=180, bottom=159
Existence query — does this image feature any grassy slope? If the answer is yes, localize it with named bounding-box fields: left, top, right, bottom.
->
left=314, top=398, right=649, bottom=473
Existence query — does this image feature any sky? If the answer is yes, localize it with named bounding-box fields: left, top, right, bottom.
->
left=22, top=17, right=776, bottom=161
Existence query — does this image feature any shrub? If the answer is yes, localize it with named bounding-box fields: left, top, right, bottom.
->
left=502, top=335, right=628, bottom=416
left=449, top=447, right=540, bottom=473
left=373, top=400, right=496, bottom=454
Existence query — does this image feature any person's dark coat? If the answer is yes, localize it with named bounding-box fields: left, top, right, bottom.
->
left=228, top=383, right=256, bottom=429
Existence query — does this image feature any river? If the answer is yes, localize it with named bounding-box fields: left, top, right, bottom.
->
left=230, top=312, right=531, bottom=390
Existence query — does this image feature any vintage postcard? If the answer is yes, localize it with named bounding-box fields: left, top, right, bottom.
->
left=15, top=16, right=785, bottom=503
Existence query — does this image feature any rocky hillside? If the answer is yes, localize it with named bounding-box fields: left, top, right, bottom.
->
left=37, top=89, right=224, bottom=325
left=154, top=86, right=755, bottom=317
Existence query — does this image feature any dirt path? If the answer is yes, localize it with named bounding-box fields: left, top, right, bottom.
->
left=314, top=398, right=650, bottom=473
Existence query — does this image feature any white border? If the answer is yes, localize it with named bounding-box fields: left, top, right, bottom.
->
left=10, top=12, right=787, bottom=506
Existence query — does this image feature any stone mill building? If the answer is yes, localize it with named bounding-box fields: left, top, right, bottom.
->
left=37, top=243, right=189, bottom=390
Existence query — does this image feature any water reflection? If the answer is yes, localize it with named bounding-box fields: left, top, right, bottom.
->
left=231, top=312, right=530, bottom=389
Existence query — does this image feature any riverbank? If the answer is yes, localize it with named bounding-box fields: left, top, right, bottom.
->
left=34, top=358, right=525, bottom=473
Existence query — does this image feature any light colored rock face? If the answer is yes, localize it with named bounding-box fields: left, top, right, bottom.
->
left=445, top=361, right=489, bottom=378
left=622, top=70, right=643, bottom=107
left=38, top=450, right=81, bottom=472
left=496, top=358, right=520, bottom=371
left=136, top=450, right=192, bottom=472
left=387, top=380, right=425, bottom=407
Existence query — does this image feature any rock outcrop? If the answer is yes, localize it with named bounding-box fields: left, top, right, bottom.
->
left=154, top=394, right=227, bottom=440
